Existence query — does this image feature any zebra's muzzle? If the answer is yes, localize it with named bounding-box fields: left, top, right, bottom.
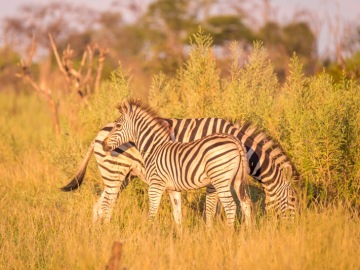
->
left=102, top=137, right=112, bottom=152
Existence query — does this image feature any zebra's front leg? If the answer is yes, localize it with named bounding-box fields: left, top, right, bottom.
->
left=213, top=184, right=237, bottom=227
left=148, top=180, right=166, bottom=221
left=205, top=185, right=218, bottom=227
left=168, top=191, right=182, bottom=225
left=93, top=183, right=121, bottom=224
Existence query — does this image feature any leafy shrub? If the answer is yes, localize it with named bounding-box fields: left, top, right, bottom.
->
left=149, top=31, right=360, bottom=208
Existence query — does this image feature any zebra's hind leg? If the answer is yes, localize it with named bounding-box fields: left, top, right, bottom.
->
left=93, top=184, right=121, bottom=224
left=168, top=190, right=182, bottom=225
left=212, top=183, right=237, bottom=227
left=205, top=185, right=218, bottom=227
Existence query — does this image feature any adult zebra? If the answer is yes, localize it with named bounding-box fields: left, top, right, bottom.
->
left=62, top=107, right=299, bottom=223
left=101, top=100, right=250, bottom=226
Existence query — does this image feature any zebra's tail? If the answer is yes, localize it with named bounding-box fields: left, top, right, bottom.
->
left=60, top=141, right=95, bottom=192
left=232, top=136, right=253, bottom=226
left=231, top=135, right=251, bottom=200
left=233, top=135, right=250, bottom=182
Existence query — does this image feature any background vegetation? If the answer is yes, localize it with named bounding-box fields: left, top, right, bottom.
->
left=1, top=0, right=360, bottom=268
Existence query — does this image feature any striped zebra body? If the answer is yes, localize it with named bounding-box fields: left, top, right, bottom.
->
left=63, top=123, right=237, bottom=225
left=63, top=113, right=298, bottom=223
left=168, top=118, right=299, bottom=217
left=102, top=100, right=250, bottom=226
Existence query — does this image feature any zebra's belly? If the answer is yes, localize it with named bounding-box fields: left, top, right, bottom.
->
left=166, top=175, right=211, bottom=192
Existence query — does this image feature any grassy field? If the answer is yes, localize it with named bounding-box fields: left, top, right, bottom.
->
left=0, top=90, right=359, bottom=270
left=1, top=38, right=360, bottom=269
left=1, top=153, right=359, bottom=269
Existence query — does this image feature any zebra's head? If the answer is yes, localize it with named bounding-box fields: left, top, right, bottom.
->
left=103, top=101, right=133, bottom=152
left=265, top=163, right=299, bottom=218
left=103, top=100, right=174, bottom=154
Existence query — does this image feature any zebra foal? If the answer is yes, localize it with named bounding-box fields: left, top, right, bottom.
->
left=102, top=100, right=251, bottom=227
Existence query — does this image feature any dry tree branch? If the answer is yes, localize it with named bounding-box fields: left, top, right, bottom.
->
left=48, top=33, right=108, bottom=98
left=48, top=33, right=66, bottom=74
left=83, top=45, right=93, bottom=87
left=94, top=46, right=109, bottom=93
left=49, top=33, right=82, bottom=96
left=78, top=49, right=88, bottom=76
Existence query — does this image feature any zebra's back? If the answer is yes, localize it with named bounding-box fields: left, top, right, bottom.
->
left=149, top=133, right=248, bottom=192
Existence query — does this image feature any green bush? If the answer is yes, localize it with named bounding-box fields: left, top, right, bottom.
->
left=149, top=30, right=222, bottom=118
left=149, top=31, right=360, bottom=208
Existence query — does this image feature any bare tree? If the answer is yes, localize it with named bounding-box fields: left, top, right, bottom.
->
left=15, top=33, right=109, bottom=136
left=16, top=37, right=60, bottom=136
left=49, top=34, right=109, bottom=98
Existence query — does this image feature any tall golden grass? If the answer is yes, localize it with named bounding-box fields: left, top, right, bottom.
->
left=1, top=32, right=359, bottom=269
left=0, top=129, right=359, bottom=269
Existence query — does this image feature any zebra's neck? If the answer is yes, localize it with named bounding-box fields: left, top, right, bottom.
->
left=132, top=114, right=171, bottom=161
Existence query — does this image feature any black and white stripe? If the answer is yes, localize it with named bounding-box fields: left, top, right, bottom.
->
left=101, top=100, right=250, bottom=226
left=63, top=112, right=298, bottom=223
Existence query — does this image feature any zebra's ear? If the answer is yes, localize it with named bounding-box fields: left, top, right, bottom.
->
left=120, top=100, right=131, bottom=114
left=118, top=100, right=127, bottom=114
left=157, top=119, right=175, bottom=141
left=283, top=164, right=293, bottom=182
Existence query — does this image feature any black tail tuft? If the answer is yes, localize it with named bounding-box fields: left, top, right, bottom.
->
left=60, top=171, right=86, bottom=192
left=60, top=141, right=94, bottom=192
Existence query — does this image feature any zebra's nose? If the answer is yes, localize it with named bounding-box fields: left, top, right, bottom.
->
left=102, top=137, right=111, bottom=152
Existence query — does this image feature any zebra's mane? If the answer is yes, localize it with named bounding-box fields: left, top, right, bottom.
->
left=238, top=121, right=299, bottom=181
left=117, top=99, right=172, bottom=137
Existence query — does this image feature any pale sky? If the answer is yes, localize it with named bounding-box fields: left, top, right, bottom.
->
left=0, top=0, right=359, bottom=57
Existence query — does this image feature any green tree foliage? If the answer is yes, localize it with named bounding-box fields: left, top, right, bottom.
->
left=259, top=21, right=317, bottom=81
left=259, top=22, right=283, bottom=47
left=146, top=0, right=192, bottom=32
left=203, top=15, right=255, bottom=45
left=283, top=22, right=317, bottom=75
left=140, top=0, right=197, bottom=73
left=94, top=11, right=146, bottom=58
left=282, top=22, right=316, bottom=59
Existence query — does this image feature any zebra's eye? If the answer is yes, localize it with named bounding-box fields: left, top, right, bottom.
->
left=290, top=197, right=296, bottom=202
